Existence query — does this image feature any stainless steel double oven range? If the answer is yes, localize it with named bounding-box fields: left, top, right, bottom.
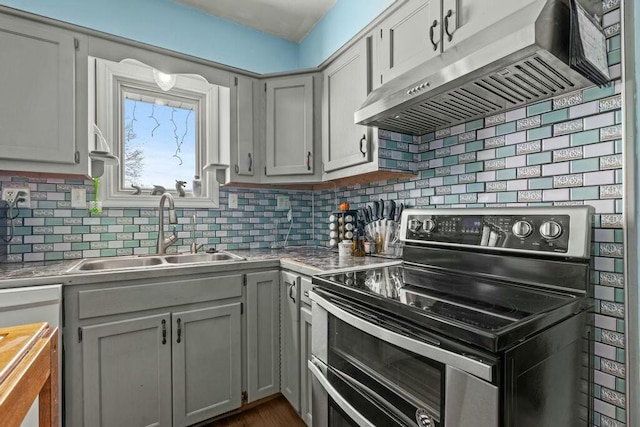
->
left=310, top=207, right=594, bottom=427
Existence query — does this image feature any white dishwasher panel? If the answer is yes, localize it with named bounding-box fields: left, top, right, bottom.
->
left=0, top=284, right=62, bottom=427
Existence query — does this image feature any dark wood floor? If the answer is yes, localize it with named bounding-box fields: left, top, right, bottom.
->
left=204, top=396, right=305, bottom=427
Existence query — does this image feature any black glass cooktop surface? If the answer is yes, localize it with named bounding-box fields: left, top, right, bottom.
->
left=314, top=265, right=586, bottom=351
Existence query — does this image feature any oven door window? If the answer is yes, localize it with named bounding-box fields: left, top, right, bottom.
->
left=328, top=313, right=444, bottom=426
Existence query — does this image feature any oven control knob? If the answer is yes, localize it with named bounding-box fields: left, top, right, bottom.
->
left=415, top=409, right=434, bottom=427
left=512, top=220, right=533, bottom=238
left=540, top=221, right=562, bottom=240
left=408, top=218, right=422, bottom=233
left=422, top=219, right=436, bottom=233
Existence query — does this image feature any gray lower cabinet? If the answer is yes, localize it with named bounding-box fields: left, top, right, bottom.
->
left=82, top=313, right=173, bottom=427
left=299, top=305, right=313, bottom=427
left=172, top=303, right=242, bottom=426
left=81, top=304, right=242, bottom=427
left=245, top=270, right=281, bottom=402
left=67, top=273, right=245, bottom=427
left=280, top=271, right=301, bottom=412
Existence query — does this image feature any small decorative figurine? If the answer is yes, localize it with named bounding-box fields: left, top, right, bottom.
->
left=131, top=185, right=142, bottom=195
left=175, top=180, right=187, bottom=197
left=151, top=185, right=166, bottom=195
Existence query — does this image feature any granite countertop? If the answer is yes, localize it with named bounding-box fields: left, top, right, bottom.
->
left=0, top=246, right=401, bottom=288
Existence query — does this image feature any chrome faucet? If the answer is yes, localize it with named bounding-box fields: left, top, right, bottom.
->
left=190, top=215, right=204, bottom=254
left=156, top=192, right=178, bottom=254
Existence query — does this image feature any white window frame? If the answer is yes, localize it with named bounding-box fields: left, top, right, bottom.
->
left=90, top=57, right=230, bottom=208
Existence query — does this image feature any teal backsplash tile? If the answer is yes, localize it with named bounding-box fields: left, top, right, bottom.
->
left=527, top=101, right=552, bottom=116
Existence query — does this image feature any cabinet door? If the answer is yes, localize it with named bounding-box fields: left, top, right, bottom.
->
left=280, top=271, right=300, bottom=412
left=231, top=74, right=255, bottom=177
left=82, top=314, right=172, bottom=427
left=299, top=306, right=313, bottom=426
left=379, top=0, right=441, bottom=84
left=172, top=303, right=242, bottom=426
left=0, top=15, right=76, bottom=166
left=322, top=36, right=374, bottom=173
left=265, top=76, right=314, bottom=176
left=442, top=0, right=538, bottom=51
left=246, top=270, right=281, bottom=402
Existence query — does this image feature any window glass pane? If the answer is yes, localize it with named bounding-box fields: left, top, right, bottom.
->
left=123, top=96, right=196, bottom=190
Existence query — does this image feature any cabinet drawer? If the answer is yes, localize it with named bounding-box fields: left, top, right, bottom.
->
left=78, top=274, right=242, bottom=319
left=300, top=276, right=312, bottom=306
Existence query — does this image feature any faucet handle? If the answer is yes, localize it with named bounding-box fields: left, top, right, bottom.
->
left=167, top=226, right=178, bottom=244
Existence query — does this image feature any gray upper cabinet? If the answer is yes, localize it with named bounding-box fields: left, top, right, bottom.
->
left=0, top=14, right=86, bottom=174
left=230, top=74, right=257, bottom=180
left=379, top=0, right=441, bottom=85
left=322, top=35, right=374, bottom=173
left=442, top=0, right=537, bottom=51
left=265, top=76, right=315, bottom=176
left=172, top=303, right=242, bottom=426
left=280, top=271, right=300, bottom=412
left=246, top=271, right=281, bottom=402
left=82, top=313, right=173, bottom=427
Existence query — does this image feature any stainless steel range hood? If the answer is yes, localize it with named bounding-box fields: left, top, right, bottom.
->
left=355, top=0, right=597, bottom=136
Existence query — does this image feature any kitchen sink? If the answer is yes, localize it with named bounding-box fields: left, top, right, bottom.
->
left=74, top=256, right=165, bottom=271
left=163, top=252, right=245, bottom=264
left=66, top=251, right=245, bottom=273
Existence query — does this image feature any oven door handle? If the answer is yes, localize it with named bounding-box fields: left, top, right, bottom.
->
left=310, top=290, right=494, bottom=382
left=308, top=359, right=377, bottom=427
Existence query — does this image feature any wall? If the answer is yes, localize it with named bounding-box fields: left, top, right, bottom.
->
left=298, top=0, right=395, bottom=68
left=0, top=179, right=313, bottom=262
left=0, top=0, right=298, bottom=73
left=0, top=0, right=395, bottom=73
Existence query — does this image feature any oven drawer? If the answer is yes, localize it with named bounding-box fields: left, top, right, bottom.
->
left=309, top=357, right=413, bottom=427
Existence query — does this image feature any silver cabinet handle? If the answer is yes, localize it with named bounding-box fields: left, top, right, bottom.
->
left=308, top=359, right=376, bottom=427
left=444, top=9, right=454, bottom=41
left=359, top=135, right=367, bottom=157
left=429, top=20, right=439, bottom=51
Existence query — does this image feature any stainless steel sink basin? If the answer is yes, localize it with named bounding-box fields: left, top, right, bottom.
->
left=66, top=251, right=245, bottom=273
left=74, top=256, right=165, bottom=271
left=163, top=252, right=245, bottom=264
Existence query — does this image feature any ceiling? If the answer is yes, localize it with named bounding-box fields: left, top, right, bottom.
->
left=174, top=0, right=337, bottom=43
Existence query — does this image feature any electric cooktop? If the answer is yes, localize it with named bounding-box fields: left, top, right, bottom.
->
left=314, top=264, right=590, bottom=352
